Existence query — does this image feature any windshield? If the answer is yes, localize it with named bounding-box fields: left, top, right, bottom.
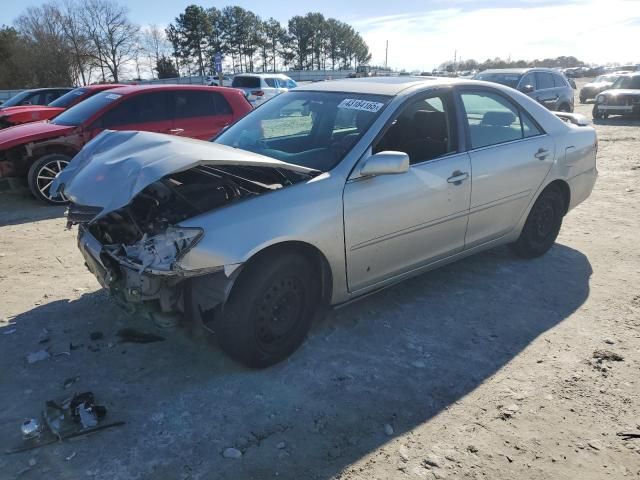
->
left=1, top=91, right=33, bottom=107
left=52, top=91, right=123, bottom=126
left=474, top=72, right=523, bottom=88
left=49, top=88, right=88, bottom=108
left=612, top=76, right=640, bottom=90
left=215, top=91, right=390, bottom=171
left=595, top=75, right=617, bottom=83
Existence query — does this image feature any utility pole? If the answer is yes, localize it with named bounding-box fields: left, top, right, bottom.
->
left=454, top=49, right=457, bottom=71
left=385, top=40, right=388, bottom=70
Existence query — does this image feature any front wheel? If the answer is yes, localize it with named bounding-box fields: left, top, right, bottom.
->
left=510, top=188, right=565, bottom=259
left=27, top=153, right=72, bottom=204
left=215, top=251, right=321, bottom=368
left=592, top=105, right=602, bottom=120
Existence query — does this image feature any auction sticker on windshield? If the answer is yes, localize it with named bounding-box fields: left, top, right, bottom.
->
left=338, top=98, right=384, bottom=112
left=104, top=94, right=122, bottom=100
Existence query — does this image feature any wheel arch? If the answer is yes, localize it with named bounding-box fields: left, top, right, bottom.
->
left=240, top=240, right=334, bottom=306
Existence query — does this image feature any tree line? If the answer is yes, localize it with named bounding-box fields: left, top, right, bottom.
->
left=166, top=6, right=371, bottom=76
left=439, top=56, right=586, bottom=72
left=0, top=0, right=371, bottom=89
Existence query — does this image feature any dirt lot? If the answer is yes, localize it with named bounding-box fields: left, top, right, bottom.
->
left=1, top=79, right=639, bottom=480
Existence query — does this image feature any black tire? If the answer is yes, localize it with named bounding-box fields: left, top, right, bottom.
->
left=579, top=96, right=586, bottom=104
left=592, top=105, right=602, bottom=120
left=215, top=251, right=320, bottom=368
left=27, top=153, right=72, bottom=204
left=558, top=103, right=572, bottom=113
left=510, top=187, right=565, bottom=259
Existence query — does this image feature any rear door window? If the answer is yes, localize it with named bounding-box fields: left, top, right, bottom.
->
left=460, top=91, right=523, bottom=149
left=173, top=90, right=232, bottom=118
left=101, top=92, right=169, bottom=127
left=552, top=74, right=567, bottom=87
left=535, top=72, right=555, bottom=89
left=264, top=78, right=278, bottom=88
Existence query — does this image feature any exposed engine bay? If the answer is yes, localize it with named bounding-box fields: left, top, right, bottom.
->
left=70, top=164, right=305, bottom=264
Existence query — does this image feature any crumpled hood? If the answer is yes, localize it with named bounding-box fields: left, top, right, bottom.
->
left=52, top=130, right=318, bottom=218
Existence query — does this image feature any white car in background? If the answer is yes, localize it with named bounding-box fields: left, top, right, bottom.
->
left=231, top=73, right=297, bottom=107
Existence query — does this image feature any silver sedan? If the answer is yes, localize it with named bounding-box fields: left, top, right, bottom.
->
left=54, top=77, right=598, bottom=368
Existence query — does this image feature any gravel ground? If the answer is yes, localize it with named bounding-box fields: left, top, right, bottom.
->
left=0, top=78, right=639, bottom=480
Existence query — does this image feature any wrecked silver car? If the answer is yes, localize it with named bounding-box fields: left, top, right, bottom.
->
left=55, top=78, right=597, bottom=367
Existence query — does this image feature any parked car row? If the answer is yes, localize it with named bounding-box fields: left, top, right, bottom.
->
left=45, top=76, right=597, bottom=367
left=0, top=85, right=252, bottom=203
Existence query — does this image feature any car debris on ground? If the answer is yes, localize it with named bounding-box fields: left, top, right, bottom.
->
left=6, top=392, right=124, bottom=454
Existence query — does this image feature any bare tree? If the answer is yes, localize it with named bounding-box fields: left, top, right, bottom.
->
left=141, top=24, right=170, bottom=78
left=80, top=0, right=139, bottom=82
left=14, top=4, right=75, bottom=86
left=59, top=0, right=92, bottom=85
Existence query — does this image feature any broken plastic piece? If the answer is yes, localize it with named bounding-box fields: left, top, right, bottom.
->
left=77, top=403, right=97, bottom=429
left=20, top=419, right=42, bottom=439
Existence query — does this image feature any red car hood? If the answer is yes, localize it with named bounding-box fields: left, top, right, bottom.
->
left=0, top=122, right=77, bottom=149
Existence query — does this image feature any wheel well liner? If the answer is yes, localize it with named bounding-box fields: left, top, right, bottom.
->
left=544, top=179, right=571, bottom=215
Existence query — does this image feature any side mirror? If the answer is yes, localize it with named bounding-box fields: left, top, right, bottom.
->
left=519, top=84, right=535, bottom=94
left=360, top=151, right=409, bottom=177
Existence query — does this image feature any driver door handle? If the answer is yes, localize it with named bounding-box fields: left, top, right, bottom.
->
left=534, top=148, right=550, bottom=160
left=168, top=128, right=184, bottom=134
left=447, top=171, right=469, bottom=185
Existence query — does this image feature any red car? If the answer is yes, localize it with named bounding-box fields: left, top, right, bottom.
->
left=0, top=85, right=252, bottom=203
left=0, top=84, right=125, bottom=129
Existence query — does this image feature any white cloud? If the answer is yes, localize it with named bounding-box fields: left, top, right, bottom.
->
left=353, top=0, right=640, bottom=71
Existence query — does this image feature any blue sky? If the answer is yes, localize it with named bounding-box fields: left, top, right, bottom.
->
left=3, top=0, right=639, bottom=70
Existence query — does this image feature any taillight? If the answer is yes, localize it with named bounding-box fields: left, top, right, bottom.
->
left=251, top=90, right=264, bottom=97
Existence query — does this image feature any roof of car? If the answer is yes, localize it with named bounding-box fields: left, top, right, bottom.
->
left=296, top=76, right=449, bottom=95
left=479, top=68, right=561, bottom=75
left=82, top=84, right=127, bottom=91
left=234, top=73, right=292, bottom=78
left=23, top=87, right=73, bottom=92
left=99, top=84, right=239, bottom=95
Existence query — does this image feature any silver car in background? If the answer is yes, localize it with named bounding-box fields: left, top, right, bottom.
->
left=231, top=73, right=297, bottom=107
left=54, top=77, right=598, bottom=368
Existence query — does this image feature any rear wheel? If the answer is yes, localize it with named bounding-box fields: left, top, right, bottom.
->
left=558, top=103, right=572, bottom=113
left=215, top=251, right=321, bottom=368
left=510, top=187, right=565, bottom=259
left=27, top=153, right=71, bottom=204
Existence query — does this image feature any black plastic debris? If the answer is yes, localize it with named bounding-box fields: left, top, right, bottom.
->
left=6, top=392, right=124, bottom=454
left=116, top=328, right=165, bottom=344
left=90, top=331, right=104, bottom=341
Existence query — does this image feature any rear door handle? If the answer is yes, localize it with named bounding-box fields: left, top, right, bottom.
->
left=534, top=148, right=550, bottom=160
left=168, top=128, right=184, bottom=134
left=447, top=171, right=469, bottom=185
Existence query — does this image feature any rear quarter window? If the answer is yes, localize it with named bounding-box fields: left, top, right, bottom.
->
left=232, top=76, right=260, bottom=89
